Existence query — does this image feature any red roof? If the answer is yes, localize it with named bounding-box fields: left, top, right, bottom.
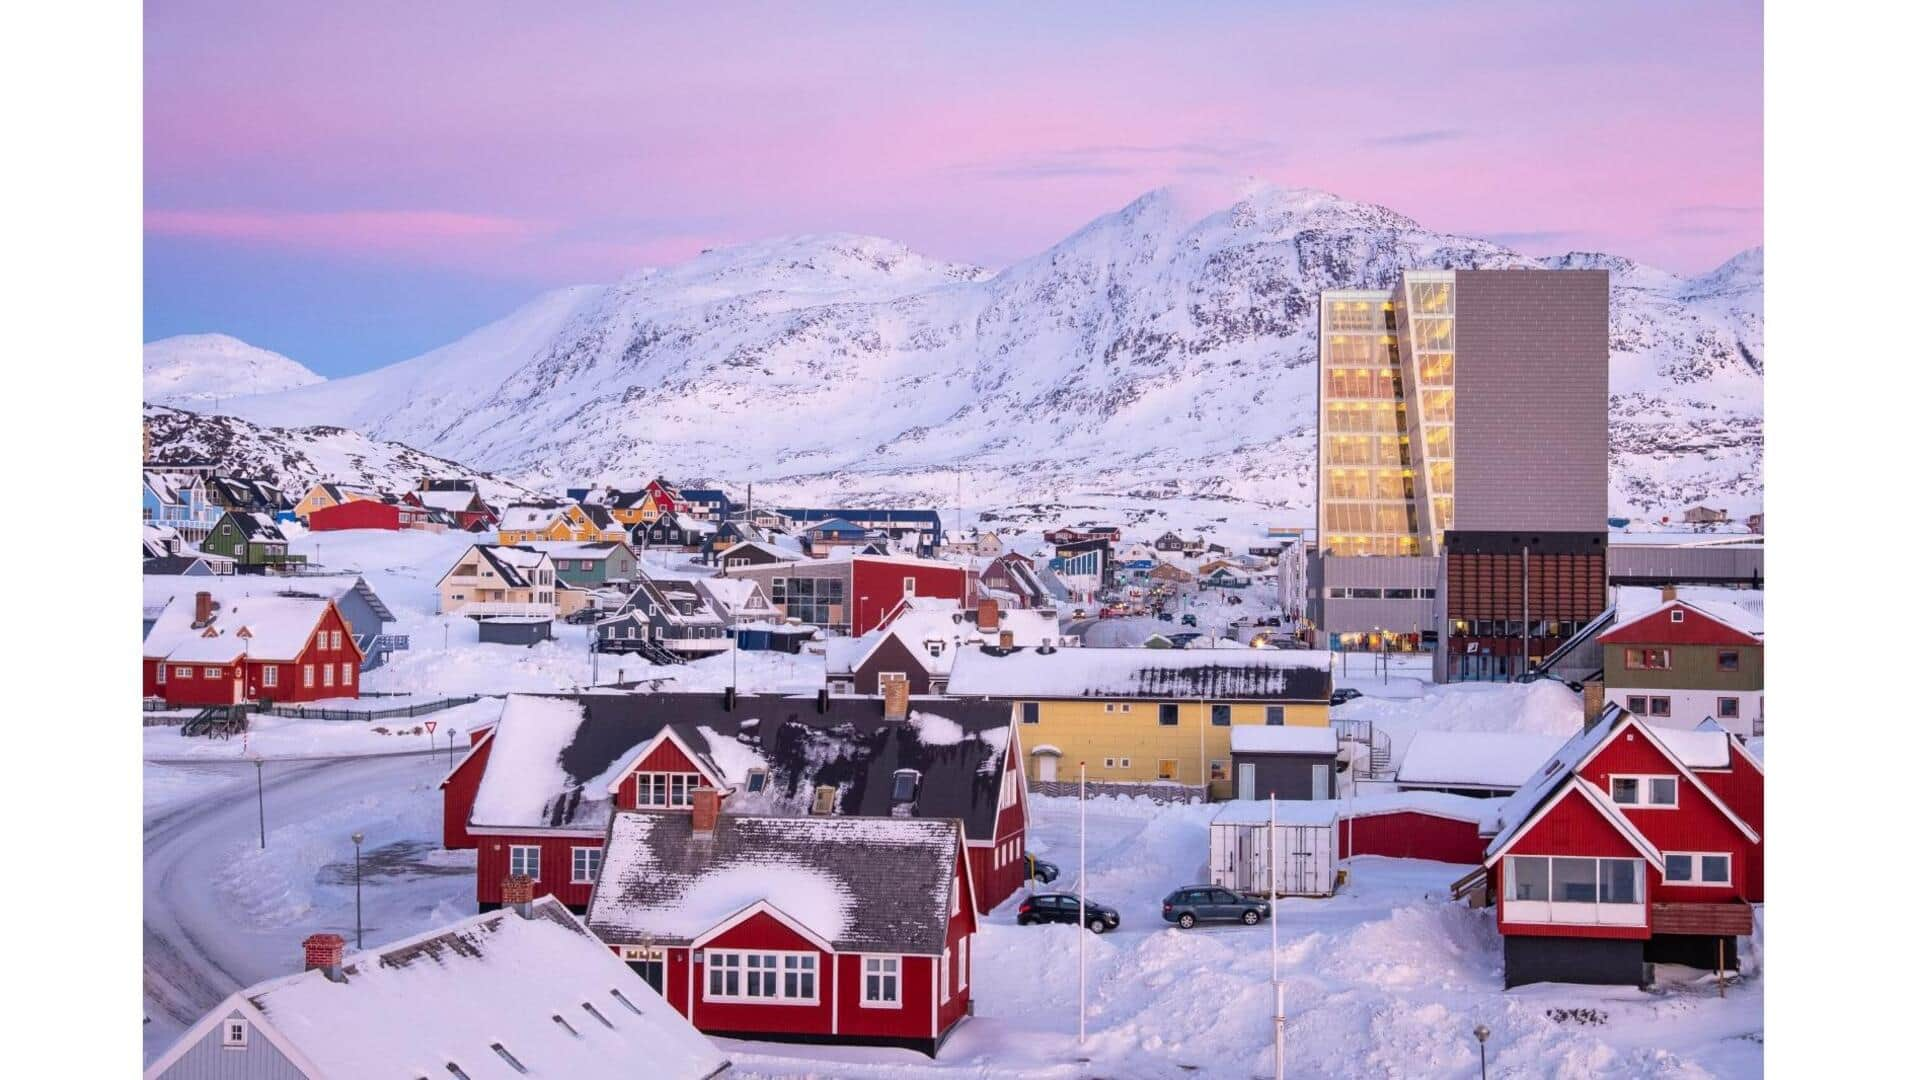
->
left=1595, top=600, right=1761, bottom=647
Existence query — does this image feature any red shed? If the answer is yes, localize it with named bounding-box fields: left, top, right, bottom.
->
left=143, top=590, right=363, bottom=705
left=1474, top=707, right=1762, bottom=988
left=848, top=555, right=968, bottom=636
left=586, top=805, right=976, bottom=1057
left=309, top=498, right=432, bottom=532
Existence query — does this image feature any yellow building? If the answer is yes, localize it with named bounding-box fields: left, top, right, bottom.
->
left=946, top=647, right=1334, bottom=800
left=292, top=482, right=379, bottom=523
left=496, top=502, right=626, bottom=545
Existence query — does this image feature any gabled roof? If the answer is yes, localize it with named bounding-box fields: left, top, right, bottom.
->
left=1482, top=707, right=1760, bottom=860
left=1229, top=726, right=1338, bottom=755
left=1595, top=597, right=1762, bottom=646
left=222, top=510, right=288, bottom=542
left=1397, top=731, right=1567, bottom=790
left=466, top=692, right=1015, bottom=840
left=580, top=503, right=620, bottom=531
left=144, top=574, right=393, bottom=624
left=833, top=606, right=1067, bottom=679
left=527, top=540, right=634, bottom=562
left=587, top=812, right=962, bottom=955
left=144, top=593, right=353, bottom=663
left=144, top=897, right=727, bottom=1080
left=413, top=487, right=486, bottom=512
left=498, top=502, right=570, bottom=532
left=947, top=645, right=1333, bottom=701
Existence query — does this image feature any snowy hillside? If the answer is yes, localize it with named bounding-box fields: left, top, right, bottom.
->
left=142, top=405, right=534, bottom=503
left=143, top=333, right=324, bottom=407
left=215, top=184, right=1762, bottom=521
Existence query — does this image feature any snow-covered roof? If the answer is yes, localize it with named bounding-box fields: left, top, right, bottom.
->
left=1615, top=587, right=1764, bottom=638
left=694, top=576, right=777, bottom=616
left=587, top=812, right=962, bottom=955
left=465, top=692, right=1017, bottom=839
left=1396, top=731, right=1567, bottom=790
left=144, top=593, right=348, bottom=663
left=526, top=540, right=633, bottom=562
left=413, top=487, right=484, bottom=512
left=1210, top=800, right=1341, bottom=827
left=1211, top=790, right=1502, bottom=830
left=1229, top=726, right=1338, bottom=756
left=143, top=574, right=393, bottom=625
left=146, top=897, right=728, bottom=1080
left=836, top=604, right=1068, bottom=677
left=946, top=645, right=1332, bottom=701
left=498, top=502, right=567, bottom=531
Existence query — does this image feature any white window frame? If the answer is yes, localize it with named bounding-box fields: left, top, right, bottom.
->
left=1501, top=855, right=1645, bottom=927
left=340, top=663, right=353, bottom=686
left=175, top=666, right=193, bottom=680
left=1664, top=851, right=1733, bottom=887
left=1609, top=774, right=1680, bottom=809
left=157, top=662, right=167, bottom=684
left=703, top=949, right=819, bottom=1005
left=303, top=664, right=315, bottom=688
left=262, top=665, right=278, bottom=688
left=322, top=663, right=334, bottom=688
left=940, top=949, right=951, bottom=1004
left=221, top=1017, right=249, bottom=1049
left=509, top=844, right=540, bottom=881
left=571, top=846, right=601, bottom=884
left=861, top=954, right=903, bottom=1008
left=957, top=935, right=968, bottom=992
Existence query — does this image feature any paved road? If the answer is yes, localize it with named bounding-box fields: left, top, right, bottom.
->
left=143, top=752, right=462, bottom=1059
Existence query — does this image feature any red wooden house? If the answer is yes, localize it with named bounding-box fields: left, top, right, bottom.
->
left=441, top=691, right=1029, bottom=914
left=585, top=799, right=976, bottom=1056
left=143, top=590, right=364, bottom=705
left=1471, top=706, right=1763, bottom=987
left=308, top=497, right=435, bottom=532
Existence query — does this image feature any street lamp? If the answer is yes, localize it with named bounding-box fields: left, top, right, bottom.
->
left=351, top=831, right=365, bottom=949
left=1473, top=1023, right=1490, bottom=1080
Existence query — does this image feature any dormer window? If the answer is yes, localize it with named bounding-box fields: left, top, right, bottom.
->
left=745, top=768, right=768, bottom=793
left=926, top=640, right=944, bottom=657
left=811, top=785, right=837, bottom=815
left=892, top=769, right=921, bottom=801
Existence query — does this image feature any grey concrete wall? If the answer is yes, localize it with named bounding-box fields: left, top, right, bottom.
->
left=1607, top=544, right=1763, bottom=585
left=1452, top=270, right=1610, bottom=533
left=1309, top=555, right=1440, bottom=634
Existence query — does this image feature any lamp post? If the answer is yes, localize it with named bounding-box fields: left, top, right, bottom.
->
left=351, top=831, right=365, bottom=949
left=1473, top=1023, right=1490, bottom=1080
left=1077, top=760, right=1087, bottom=1046
left=252, top=755, right=265, bottom=849
left=445, top=728, right=457, bottom=769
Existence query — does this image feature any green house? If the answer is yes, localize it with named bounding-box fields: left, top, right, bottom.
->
left=202, top=511, right=307, bottom=571
left=532, top=540, right=638, bottom=587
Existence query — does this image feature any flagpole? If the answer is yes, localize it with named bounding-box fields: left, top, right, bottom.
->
left=1079, top=760, right=1087, bottom=1046
left=1270, top=792, right=1283, bottom=1080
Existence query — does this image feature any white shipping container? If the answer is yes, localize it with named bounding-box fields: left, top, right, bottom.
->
left=1208, top=806, right=1337, bottom=898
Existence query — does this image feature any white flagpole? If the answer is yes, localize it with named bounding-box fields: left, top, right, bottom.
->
left=1078, top=759, right=1088, bottom=1045
left=1270, top=792, right=1283, bottom=1080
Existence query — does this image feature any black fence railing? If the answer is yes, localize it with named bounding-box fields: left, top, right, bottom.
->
left=265, top=694, right=483, bottom=723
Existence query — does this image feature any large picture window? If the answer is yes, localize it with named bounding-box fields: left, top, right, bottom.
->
left=1505, top=856, right=1642, bottom=905
left=770, top=576, right=846, bottom=625
left=634, top=772, right=698, bottom=808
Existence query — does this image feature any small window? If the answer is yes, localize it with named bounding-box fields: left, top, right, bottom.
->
left=1717, top=650, right=1741, bottom=672
left=892, top=769, right=920, bottom=801
left=1670, top=609, right=1685, bottom=623
left=746, top=768, right=767, bottom=793
left=1265, top=706, right=1285, bottom=726
left=222, top=1018, right=249, bottom=1048
left=572, top=846, right=601, bottom=884
left=1103, top=757, right=1116, bottom=768
left=1718, top=697, right=1741, bottom=718
left=510, top=845, right=540, bottom=880
left=1210, top=704, right=1231, bottom=727
left=811, top=785, right=836, bottom=815
left=863, top=955, right=902, bottom=1007
left=1649, top=697, right=1671, bottom=717
left=1666, top=853, right=1693, bottom=882
left=1648, top=777, right=1678, bottom=805
left=1209, top=759, right=1227, bottom=782
left=1021, top=702, right=1041, bottom=725
left=1157, top=759, right=1178, bottom=780
left=1612, top=777, right=1640, bottom=805
left=1626, top=696, right=1647, bottom=715
left=1159, top=703, right=1179, bottom=727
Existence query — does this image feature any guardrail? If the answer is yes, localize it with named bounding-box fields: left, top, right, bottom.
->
left=265, top=694, right=483, bottom=723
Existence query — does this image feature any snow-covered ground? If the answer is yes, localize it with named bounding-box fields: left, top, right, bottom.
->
left=143, top=698, right=505, bottom=762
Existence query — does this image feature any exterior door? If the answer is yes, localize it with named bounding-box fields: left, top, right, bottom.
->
left=624, top=949, right=665, bottom=993
left=1036, top=755, right=1057, bottom=783
left=1237, top=763, right=1256, bottom=801
left=1311, top=763, right=1331, bottom=801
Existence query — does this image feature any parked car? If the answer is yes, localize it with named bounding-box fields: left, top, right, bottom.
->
left=1025, top=854, right=1060, bottom=884
left=566, top=607, right=605, bottom=625
left=1157, top=611, right=1174, bottom=622
left=1161, top=885, right=1271, bottom=929
left=1329, top=687, right=1364, bottom=705
left=1168, top=632, right=1204, bottom=647
left=1516, top=671, right=1585, bottom=693
left=1180, top=613, right=1198, bottom=627
left=1099, top=605, right=1126, bottom=618
left=1018, top=893, right=1120, bottom=933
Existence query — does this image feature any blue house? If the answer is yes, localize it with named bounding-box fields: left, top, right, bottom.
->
left=782, top=507, right=943, bottom=556
left=143, top=471, right=222, bottom=543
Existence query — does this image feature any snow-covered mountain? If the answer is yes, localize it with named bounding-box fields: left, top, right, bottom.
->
left=143, top=333, right=325, bottom=407
left=207, top=183, right=1762, bottom=522
left=143, top=405, right=535, bottom=504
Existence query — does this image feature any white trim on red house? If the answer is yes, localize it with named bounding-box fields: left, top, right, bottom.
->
left=436, top=726, right=496, bottom=789
left=689, top=899, right=839, bottom=955
left=603, top=726, right=730, bottom=797
left=1485, top=777, right=1664, bottom=867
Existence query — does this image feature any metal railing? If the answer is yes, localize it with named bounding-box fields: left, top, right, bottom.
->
left=265, top=694, right=482, bottom=722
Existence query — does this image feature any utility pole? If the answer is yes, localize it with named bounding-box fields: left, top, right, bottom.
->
left=1270, top=793, right=1283, bottom=1080
left=253, top=756, right=265, bottom=849
left=351, top=831, right=365, bottom=949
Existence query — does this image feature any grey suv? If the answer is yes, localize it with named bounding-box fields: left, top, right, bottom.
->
left=1161, top=886, right=1271, bottom=928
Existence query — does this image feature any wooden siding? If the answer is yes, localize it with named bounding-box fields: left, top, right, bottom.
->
left=1017, top=700, right=1329, bottom=789
left=152, top=1010, right=310, bottom=1080
left=1341, top=811, right=1486, bottom=865
left=475, top=834, right=599, bottom=909
left=439, top=732, right=494, bottom=850
left=1601, top=643, right=1762, bottom=692
left=1446, top=551, right=1606, bottom=622
left=1650, top=902, right=1753, bottom=937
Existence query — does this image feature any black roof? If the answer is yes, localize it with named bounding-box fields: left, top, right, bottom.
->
left=469, top=692, right=1014, bottom=840
left=143, top=555, right=212, bottom=575
left=587, top=812, right=961, bottom=954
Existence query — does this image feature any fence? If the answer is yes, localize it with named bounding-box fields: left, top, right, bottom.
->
left=1029, top=779, right=1204, bottom=805
left=265, top=694, right=482, bottom=723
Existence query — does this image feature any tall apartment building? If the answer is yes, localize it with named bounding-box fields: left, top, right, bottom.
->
left=1313, top=269, right=1611, bottom=681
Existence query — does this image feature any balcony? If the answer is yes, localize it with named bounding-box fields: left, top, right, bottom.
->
left=1650, top=902, right=1753, bottom=937
left=453, top=602, right=556, bottom=619
left=1503, top=899, right=1646, bottom=929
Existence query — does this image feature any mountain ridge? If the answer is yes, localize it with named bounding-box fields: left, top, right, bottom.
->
left=174, top=183, right=1763, bottom=521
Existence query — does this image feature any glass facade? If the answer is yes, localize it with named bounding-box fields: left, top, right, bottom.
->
left=1394, top=271, right=1456, bottom=553
left=1317, top=292, right=1419, bottom=557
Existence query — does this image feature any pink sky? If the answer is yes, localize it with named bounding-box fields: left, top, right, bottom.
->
left=145, top=1, right=1761, bottom=372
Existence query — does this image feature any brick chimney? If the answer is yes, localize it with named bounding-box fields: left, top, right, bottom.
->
left=977, top=598, right=1000, bottom=633
left=193, top=590, right=215, bottom=628
left=881, top=674, right=910, bottom=722
left=691, top=787, right=720, bottom=832
left=501, top=873, right=535, bottom=915
left=303, top=933, right=346, bottom=981
left=1660, top=584, right=1678, bottom=603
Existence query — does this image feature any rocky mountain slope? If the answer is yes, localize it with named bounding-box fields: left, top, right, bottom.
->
left=143, top=333, right=325, bottom=407
left=143, top=405, right=534, bottom=504
left=201, top=183, right=1762, bottom=522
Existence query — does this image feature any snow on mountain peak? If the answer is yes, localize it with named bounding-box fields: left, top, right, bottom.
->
left=208, top=185, right=1762, bottom=519
left=143, top=333, right=324, bottom=407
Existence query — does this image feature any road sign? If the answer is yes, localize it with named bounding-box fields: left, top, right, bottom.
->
left=425, top=721, right=438, bottom=734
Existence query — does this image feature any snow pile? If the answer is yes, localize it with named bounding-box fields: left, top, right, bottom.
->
left=469, top=696, right=589, bottom=827
left=909, top=709, right=966, bottom=746
left=648, top=863, right=851, bottom=941
left=1396, top=729, right=1567, bottom=789
left=695, top=724, right=768, bottom=782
